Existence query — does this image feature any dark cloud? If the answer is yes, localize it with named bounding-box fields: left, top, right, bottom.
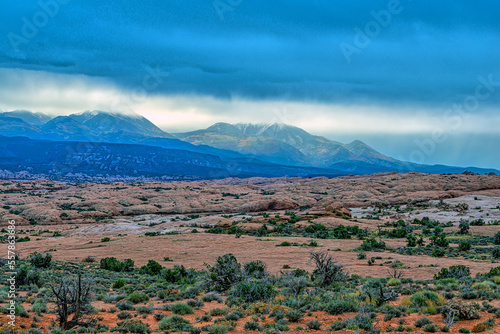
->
left=0, top=0, right=499, bottom=107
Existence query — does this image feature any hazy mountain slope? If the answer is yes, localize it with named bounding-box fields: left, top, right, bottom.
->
left=0, top=110, right=53, bottom=126
left=41, top=116, right=98, bottom=141
left=69, top=111, right=173, bottom=139
left=176, top=122, right=400, bottom=168
left=0, top=114, right=43, bottom=138
left=175, top=123, right=310, bottom=166
left=0, top=136, right=347, bottom=181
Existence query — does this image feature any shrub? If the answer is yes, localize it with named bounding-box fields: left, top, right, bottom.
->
left=310, top=251, right=347, bottom=287
left=458, top=240, right=471, bottom=251
left=306, top=320, right=322, bottom=330
left=101, top=237, right=111, bottom=242
left=230, top=279, right=277, bottom=302
left=110, top=319, right=150, bottom=334
left=29, top=252, right=52, bottom=268
left=459, top=329, right=470, bottom=333
left=15, top=266, right=41, bottom=287
left=472, top=323, right=490, bottom=333
left=361, top=237, right=386, bottom=251
left=30, top=302, right=47, bottom=315
left=128, top=292, right=149, bottom=304
left=100, top=257, right=135, bottom=272
left=205, top=253, right=242, bottom=292
left=442, top=300, right=479, bottom=320
left=243, top=321, right=261, bottom=331
left=243, top=260, right=267, bottom=278
left=136, top=306, right=154, bottom=315
left=225, top=310, right=244, bottom=321
left=434, top=265, right=470, bottom=279
left=139, top=260, right=162, bottom=276
left=204, top=323, right=231, bottom=334
left=324, top=296, right=360, bottom=315
left=414, top=317, right=433, bottom=328
left=410, top=291, right=439, bottom=307
left=432, top=249, right=446, bottom=257
left=171, top=303, right=194, bottom=315
left=161, top=265, right=197, bottom=284
left=113, top=279, right=126, bottom=289
left=459, top=221, right=470, bottom=234
left=285, top=310, right=304, bottom=322
left=357, top=252, right=367, bottom=259
left=492, top=247, right=500, bottom=259
left=116, top=300, right=135, bottom=311
left=422, top=324, right=438, bottom=332
left=202, top=292, right=223, bottom=303
left=158, top=315, right=192, bottom=332
left=117, top=311, right=132, bottom=320
left=494, top=231, right=500, bottom=245
left=209, top=308, right=228, bottom=316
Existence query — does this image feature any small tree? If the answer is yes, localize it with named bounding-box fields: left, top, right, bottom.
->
left=50, top=273, right=95, bottom=329
left=309, top=251, right=347, bottom=287
left=205, top=253, right=242, bottom=291
left=458, top=240, right=471, bottom=252
left=459, top=220, right=470, bottom=235
left=494, top=232, right=500, bottom=245
left=406, top=234, right=417, bottom=247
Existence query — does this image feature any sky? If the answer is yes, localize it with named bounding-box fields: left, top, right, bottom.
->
left=0, top=0, right=499, bottom=168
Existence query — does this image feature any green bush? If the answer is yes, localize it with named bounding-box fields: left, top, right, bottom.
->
left=171, top=302, right=194, bottom=315
left=113, top=279, right=126, bottom=289
left=285, top=310, right=304, bottom=322
left=458, top=328, right=470, bottom=333
left=110, top=319, right=150, bottom=334
left=432, top=249, right=445, bottom=257
left=117, top=311, right=132, bottom=320
left=161, top=265, right=197, bottom=284
left=205, top=253, right=242, bottom=292
left=30, top=302, right=47, bottom=315
left=324, top=297, right=360, bottom=314
left=414, top=317, right=432, bottom=328
left=100, top=257, right=135, bottom=272
left=243, top=260, right=267, bottom=278
left=434, top=265, right=470, bottom=279
left=230, top=279, right=277, bottom=302
left=116, top=300, right=135, bottom=311
left=492, top=247, right=500, bottom=259
left=128, top=292, right=149, bottom=304
left=494, top=231, right=500, bottom=245
left=158, top=315, right=192, bottom=332
left=243, top=321, right=261, bottom=331
left=139, top=260, right=162, bottom=276
left=29, top=252, right=52, bottom=268
left=422, top=324, right=438, bottom=332
left=15, top=266, right=41, bottom=287
left=306, top=320, right=322, bottom=330
left=209, top=308, right=228, bottom=316
left=410, top=291, right=439, bottom=307
left=458, top=240, right=471, bottom=252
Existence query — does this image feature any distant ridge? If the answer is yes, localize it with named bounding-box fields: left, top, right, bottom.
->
left=0, top=110, right=498, bottom=177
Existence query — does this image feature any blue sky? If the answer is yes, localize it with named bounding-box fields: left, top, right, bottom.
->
left=0, top=0, right=499, bottom=168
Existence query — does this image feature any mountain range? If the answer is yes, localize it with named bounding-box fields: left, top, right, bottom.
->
left=0, top=110, right=497, bottom=181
